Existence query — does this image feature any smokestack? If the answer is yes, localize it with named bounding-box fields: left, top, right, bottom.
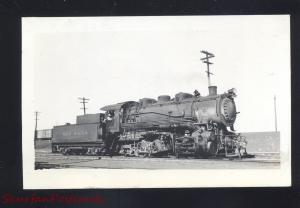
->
left=208, top=86, right=217, bottom=96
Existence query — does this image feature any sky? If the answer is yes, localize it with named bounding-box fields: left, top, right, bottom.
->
left=23, top=15, right=290, bottom=132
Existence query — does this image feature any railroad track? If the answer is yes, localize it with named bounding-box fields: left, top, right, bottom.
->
left=35, top=150, right=280, bottom=169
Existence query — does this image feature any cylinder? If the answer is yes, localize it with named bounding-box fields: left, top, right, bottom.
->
left=208, top=86, right=217, bottom=95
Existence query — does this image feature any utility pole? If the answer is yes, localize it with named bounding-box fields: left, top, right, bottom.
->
left=78, top=97, right=89, bottom=115
left=274, top=95, right=278, bottom=132
left=200, top=50, right=215, bottom=87
left=34, top=111, right=40, bottom=137
left=34, top=111, right=40, bottom=147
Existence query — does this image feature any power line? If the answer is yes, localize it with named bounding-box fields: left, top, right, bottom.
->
left=200, top=50, right=215, bottom=87
left=78, top=97, right=89, bottom=115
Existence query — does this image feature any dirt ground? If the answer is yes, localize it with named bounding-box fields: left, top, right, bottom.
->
left=35, top=149, right=280, bottom=169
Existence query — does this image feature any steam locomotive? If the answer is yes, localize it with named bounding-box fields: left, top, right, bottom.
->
left=51, top=85, right=249, bottom=158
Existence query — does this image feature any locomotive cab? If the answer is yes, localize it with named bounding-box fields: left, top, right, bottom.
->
left=100, top=101, right=139, bottom=133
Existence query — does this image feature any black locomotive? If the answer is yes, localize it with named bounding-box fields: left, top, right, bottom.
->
left=51, top=85, right=249, bottom=158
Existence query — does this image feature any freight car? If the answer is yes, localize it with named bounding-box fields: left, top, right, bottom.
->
left=51, top=85, right=250, bottom=158
left=36, top=129, right=52, bottom=140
